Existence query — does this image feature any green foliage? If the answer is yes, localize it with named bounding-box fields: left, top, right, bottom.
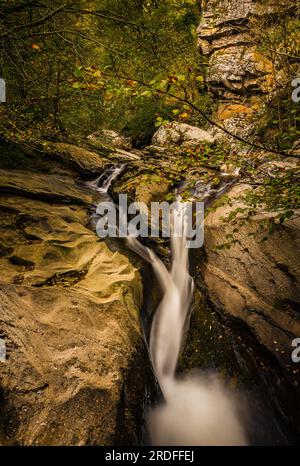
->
left=256, top=88, right=300, bottom=151
left=0, top=0, right=208, bottom=144
left=214, top=159, right=300, bottom=251
left=251, top=8, right=300, bottom=149
left=245, top=167, right=300, bottom=225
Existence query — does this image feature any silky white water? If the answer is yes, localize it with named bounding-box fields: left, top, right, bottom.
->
left=127, top=200, right=247, bottom=446
left=129, top=201, right=193, bottom=392
left=89, top=166, right=247, bottom=446
left=87, top=164, right=125, bottom=193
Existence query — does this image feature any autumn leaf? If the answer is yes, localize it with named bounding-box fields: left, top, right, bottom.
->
left=84, top=84, right=98, bottom=90
left=31, top=44, right=40, bottom=50
left=127, top=80, right=137, bottom=87
left=168, top=75, right=178, bottom=83
left=179, top=112, right=189, bottom=120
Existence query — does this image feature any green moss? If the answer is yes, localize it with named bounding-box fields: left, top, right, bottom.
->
left=178, top=289, right=236, bottom=376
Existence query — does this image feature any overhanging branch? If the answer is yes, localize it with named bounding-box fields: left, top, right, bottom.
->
left=103, top=72, right=299, bottom=159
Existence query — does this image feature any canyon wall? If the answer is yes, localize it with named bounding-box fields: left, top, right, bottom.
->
left=198, top=0, right=296, bottom=136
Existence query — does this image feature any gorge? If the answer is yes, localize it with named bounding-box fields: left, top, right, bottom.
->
left=0, top=0, right=299, bottom=447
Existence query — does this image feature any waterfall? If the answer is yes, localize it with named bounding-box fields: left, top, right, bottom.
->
left=127, top=201, right=247, bottom=446
left=86, top=164, right=125, bottom=193
left=89, top=165, right=247, bottom=446
left=127, top=200, right=194, bottom=394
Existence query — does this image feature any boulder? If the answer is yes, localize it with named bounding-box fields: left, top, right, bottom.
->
left=87, top=130, right=133, bottom=152
left=114, top=172, right=170, bottom=206
left=152, top=122, right=215, bottom=147
left=46, top=142, right=110, bottom=175
left=290, top=140, right=300, bottom=157
left=86, top=132, right=141, bottom=162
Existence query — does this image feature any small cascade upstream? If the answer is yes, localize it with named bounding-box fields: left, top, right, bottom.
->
left=181, top=165, right=241, bottom=207
left=86, top=164, right=125, bottom=193
left=88, top=164, right=247, bottom=446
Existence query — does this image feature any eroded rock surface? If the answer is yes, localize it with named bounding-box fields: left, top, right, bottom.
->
left=198, top=0, right=295, bottom=136
left=0, top=153, right=146, bottom=445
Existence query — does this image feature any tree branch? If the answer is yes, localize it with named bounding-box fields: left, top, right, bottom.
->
left=1, top=4, right=67, bottom=39
left=65, top=7, right=155, bottom=34
left=102, top=72, right=299, bottom=159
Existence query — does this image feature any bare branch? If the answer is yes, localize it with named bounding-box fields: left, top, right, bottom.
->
left=103, top=72, right=299, bottom=159
left=65, top=7, right=156, bottom=35
left=1, top=4, right=67, bottom=39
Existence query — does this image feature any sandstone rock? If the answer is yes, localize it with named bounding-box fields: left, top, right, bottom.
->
left=87, top=130, right=133, bottom=151
left=152, top=122, right=215, bottom=147
left=114, top=173, right=170, bottom=207
left=202, top=183, right=300, bottom=387
left=206, top=46, right=274, bottom=97
left=197, top=0, right=289, bottom=132
left=86, top=133, right=141, bottom=162
left=217, top=104, right=252, bottom=121
left=0, top=169, right=95, bottom=206
left=46, top=142, right=109, bottom=175
left=107, top=147, right=141, bottom=161
left=290, top=140, right=300, bottom=157
left=0, top=166, right=147, bottom=446
left=293, top=140, right=300, bottom=150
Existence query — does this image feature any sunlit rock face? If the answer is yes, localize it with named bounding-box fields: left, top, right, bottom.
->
left=197, top=0, right=291, bottom=136
left=0, top=151, right=146, bottom=446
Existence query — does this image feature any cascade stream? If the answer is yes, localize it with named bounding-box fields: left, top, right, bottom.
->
left=87, top=165, right=248, bottom=446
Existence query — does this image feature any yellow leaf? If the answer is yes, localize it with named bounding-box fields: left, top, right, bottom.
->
left=179, top=112, right=189, bottom=119
left=127, top=80, right=137, bottom=87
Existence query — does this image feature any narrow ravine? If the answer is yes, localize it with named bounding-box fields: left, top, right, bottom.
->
left=84, top=157, right=300, bottom=446
left=86, top=164, right=248, bottom=446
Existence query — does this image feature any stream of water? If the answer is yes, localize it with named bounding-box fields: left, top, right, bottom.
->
left=88, top=165, right=247, bottom=446
left=86, top=164, right=126, bottom=193
left=127, top=204, right=247, bottom=446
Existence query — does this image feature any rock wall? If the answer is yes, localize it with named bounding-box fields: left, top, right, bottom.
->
left=0, top=146, right=147, bottom=446
left=201, top=182, right=300, bottom=440
left=197, top=4, right=300, bottom=438
left=198, top=0, right=295, bottom=136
